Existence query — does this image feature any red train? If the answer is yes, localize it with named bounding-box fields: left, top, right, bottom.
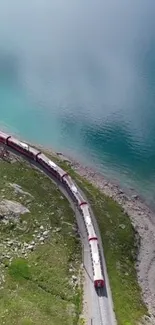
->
left=0, top=130, right=104, bottom=288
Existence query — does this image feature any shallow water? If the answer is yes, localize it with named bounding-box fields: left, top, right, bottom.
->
left=0, top=0, right=155, bottom=204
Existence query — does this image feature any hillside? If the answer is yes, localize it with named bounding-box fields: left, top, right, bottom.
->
left=0, top=145, right=151, bottom=325
left=0, top=154, right=82, bottom=325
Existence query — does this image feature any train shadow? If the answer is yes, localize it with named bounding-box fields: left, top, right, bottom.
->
left=96, top=285, right=107, bottom=298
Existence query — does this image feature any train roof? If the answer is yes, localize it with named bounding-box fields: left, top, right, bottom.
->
left=39, top=153, right=58, bottom=169
left=90, top=240, right=103, bottom=281
left=64, top=175, right=78, bottom=193
left=8, top=137, right=26, bottom=146
left=19, top=141, right=29, bottom=149
left=38, top=153, right=67, bottom=176
left=48, top=160, right=57, bottom=168
left=81, top=203, right=90, bottom=214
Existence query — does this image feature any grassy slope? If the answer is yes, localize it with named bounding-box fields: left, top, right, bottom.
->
left=45, top=153, right=147, bottom=325
left=0, top=158, right=82, bottom=325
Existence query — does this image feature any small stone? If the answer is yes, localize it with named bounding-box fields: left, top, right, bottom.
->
left=5, top=255, right=10, bottom=259
left=132, top=194, right=139, bottom=200
left=39, top=237, right=44, bottom=242
left=119, top=224, right=126, bottom=230
left=43, top=230, right=49, bottom=237
left=72, top=275, right=77, bottom=281
left=144, top=224, right=148, bottom=231
left=40, top=225, right=44, bottom=230
left=7, top=241, right=13, bottom=246
left=30, top=241, right=35, bottom=245
left=55, top=227, right=61, bottom=232
left=27, top=245, right=34, bottom=251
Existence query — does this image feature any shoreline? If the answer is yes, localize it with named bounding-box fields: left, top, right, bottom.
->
left=53, top=150, right=155, bottom=321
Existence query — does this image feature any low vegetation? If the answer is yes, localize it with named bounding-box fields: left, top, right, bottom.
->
left=0, top=156, right=82, bottom=325
left=0, top=146, right=147, bottom=325
left=47, top=153, right=147, bottom=325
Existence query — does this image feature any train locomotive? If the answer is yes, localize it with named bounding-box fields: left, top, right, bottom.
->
left=0, top=131, right=104, bottom=288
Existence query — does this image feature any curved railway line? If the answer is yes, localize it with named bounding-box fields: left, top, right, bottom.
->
left=0, top=130, right=117, bottom=325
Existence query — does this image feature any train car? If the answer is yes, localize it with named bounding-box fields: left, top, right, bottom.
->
left=55, top=165, right=68, bottom=180
left=7, top=137, right=40, bottom=160
left=81, top=204, right=97, bottom=240
left=36, top=153, right=66, bottom=181
left=62, top=174, right=87, bottom=206
left=89, top=239, right=104, bottom=288
left=0, top=131, right=10, bottom=144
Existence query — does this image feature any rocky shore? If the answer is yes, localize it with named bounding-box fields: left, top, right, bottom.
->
left=56, top=151, right=155, bottom=323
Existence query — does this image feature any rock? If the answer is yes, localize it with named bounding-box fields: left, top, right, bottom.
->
left=119, top=224, right=126, bottom=230
left=9, top=183, right=33, bottom=197
left=4, top=255, right=10, bottom=259
left=39, top=237, right=44, bottom=242
left=40, top=225, right=44, bottom=230
left=43, top=230, right=49, bottom=237
left=131, top=194, right=139, bottom=200
left=116, top=261, right=121, bottom=270
left=55, top=227, right=61, bottom=233
left=24, top=242, right=28, bottom=247
left=72, top=275, right=77, bottom=281
left=144, top=224, right=148, bottom=231
left=0, top=200, right=30, bottom=220
left=7, top=241, right=13, bottom=246
left=27, top=245, right=34, bottom=251
left=30, top=241, right=35, bottom=245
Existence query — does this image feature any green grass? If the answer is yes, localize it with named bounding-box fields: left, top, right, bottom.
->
left=0, top=158, right=82, bottom=325
left=44, top=153, right=148, bottom=325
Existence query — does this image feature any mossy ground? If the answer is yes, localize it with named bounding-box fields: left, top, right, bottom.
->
left=46, top=153, right=147, bottom=325
left=0, top=157, right=82, bottom=325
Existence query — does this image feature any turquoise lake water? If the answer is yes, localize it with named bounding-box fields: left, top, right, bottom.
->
left=0, top=0, right=155, bottom=204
